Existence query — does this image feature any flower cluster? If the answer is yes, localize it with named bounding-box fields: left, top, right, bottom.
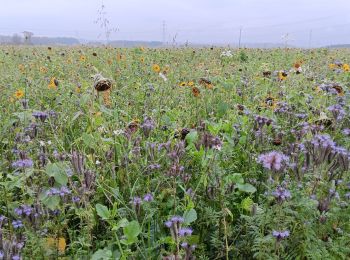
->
left=257, top=151, right=289, bottom=172
left=271, top=186, right=291, bottom=202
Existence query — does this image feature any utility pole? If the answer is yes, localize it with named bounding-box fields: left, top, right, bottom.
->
left=162, top=20, right=166, bottom=46
left=238, top=27, right=242, bottom=48
left=308, top=29, right=312, bottom=49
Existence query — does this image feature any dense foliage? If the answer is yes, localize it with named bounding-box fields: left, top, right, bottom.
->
left=0, top=46, right=349, bottom=259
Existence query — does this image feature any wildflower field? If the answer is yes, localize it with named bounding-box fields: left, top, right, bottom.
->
left=0, top=46, right=350, bottom=259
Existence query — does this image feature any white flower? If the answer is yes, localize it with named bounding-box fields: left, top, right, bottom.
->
left=96, top=160, right=101, bottom=165
left=39, top=141, right=45, bottom=147
left=159, top=72, right=167, bottom=82
left=220, top=50, right=233, bottom=58
left=47, top=140, right=52, bottom=145
left=113, top=130, right=124, bottom=136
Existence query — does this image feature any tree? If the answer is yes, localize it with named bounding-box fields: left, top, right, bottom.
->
left=22, top=31, right=34, bottom=45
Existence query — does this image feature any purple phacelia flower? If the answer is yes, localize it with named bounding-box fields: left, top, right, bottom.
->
left=141, top=116, right=155, bottom=137
left=131, top=197, right=142, bottom=206
left=178, top=227, right=193, bottom=237
left=272, top=186, right=291, bottom=202
left=272, top=230, right=290, bottom=240
left=143, top=193, right=153, bottom=202
left=257, top=151, right=289, bottom=171
left=12, top=159, right=33, bottom=169
left=328, top=104, right=345, bottom=121
left=12, top=220, right=23, bottom=229
left=342, top=128, right=350, bottom=136
left=170, top=216, right=184, bottom=223
left=32, top=111, right=49, bottom=122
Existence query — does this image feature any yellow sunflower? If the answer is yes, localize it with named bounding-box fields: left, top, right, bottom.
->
left=48, top=77, right=58, bottom=89
left=342, top=64, right=350, bottom=72
left=79, top=55, right=86, bottom=62
left=278, top=71, right=288, bottom=81
left=14, top=89, right=24, bottom=99
left=329, top=63, right=336, bottom=69
left=187, top=81, right=194, bottom=87
left=179, top=81, right=187, bottom=87
left=152, top=64, right=161, bottom=73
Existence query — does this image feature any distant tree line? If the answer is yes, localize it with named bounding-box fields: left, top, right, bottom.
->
left=0, top=34, right=80, bottom=45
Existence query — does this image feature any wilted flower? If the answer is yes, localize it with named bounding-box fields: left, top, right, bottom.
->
left=141, top=116, right=155, bottom=137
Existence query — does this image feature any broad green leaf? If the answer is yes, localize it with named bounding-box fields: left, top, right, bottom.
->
left=91, top=248, right=113, bottom=260
left=45, top=163, right=68, bottom=186
left=185, top=131, right=198, bottom=144
left=123, top=220, right=141, bottom=243
left=183, top=209, right=197, bottom=224
left=42, top=195, right=60, bottom=210
left=236, top=183, right=257, bottom=193
left=112, top=218, right=129, bottom=231
left=96, top=204, right=111, bottom=220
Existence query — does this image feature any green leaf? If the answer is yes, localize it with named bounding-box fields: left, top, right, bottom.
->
left=96, top=204, right=111, bottom=220
left=45, top=162, right=68, bottom=186
left=217, top=102, right=228, bottom=117
left=91, top=248, right=113, bottom=260
left=112, top=218, right=129, bottom=231
left=42, top=195, right=60, bottom=210
left=82, top=133, right=95, bottom=148
left=185, top=131, right=198, bottom=144
left=225, top=173, right=244, bottom=184
left=236, top=183, right=257, bottom=193
left=123, top=220, right=141, bottom=244
left=183, top=209, right=197, bottom=224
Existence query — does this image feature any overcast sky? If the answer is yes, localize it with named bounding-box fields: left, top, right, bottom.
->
left=0, top=0, right=349, bottom=47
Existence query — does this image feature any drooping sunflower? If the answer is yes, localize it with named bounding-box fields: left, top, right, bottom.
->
left=199, top=78, right=213, bottom=89
left=261, top=95, right=278, bottom=109
left=332, top=85, right=345, bottom=96
left=14, top=89, right=24, bottom=99
left=152, top=64, right=161, bottom=73
left=192, top=87, right=200, bottom=97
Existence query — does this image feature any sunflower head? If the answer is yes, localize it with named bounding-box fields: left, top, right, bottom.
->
left=152, top=64, right=161, bottom=73
left=278, top=71, right=288, bottom=81
left=79, top=55, right=86, bottom=62
left=342, top=64, right=350, bottom=72
left=14, top=90, right=24, bottom=99
left=179, top=81, right=187, bottom=87
left=48, top=77, right=58, bottom=89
